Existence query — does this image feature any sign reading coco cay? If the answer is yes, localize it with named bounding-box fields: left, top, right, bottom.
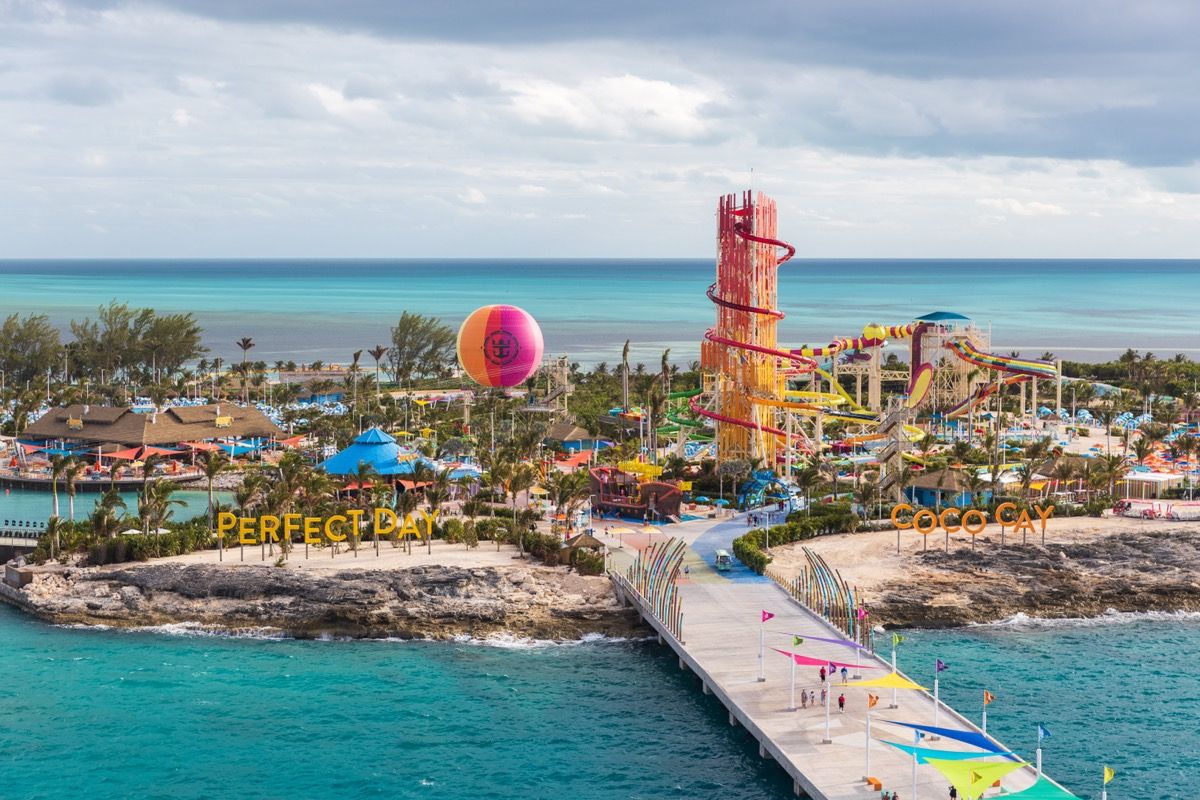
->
left=216, top=509, right=439, bottom=545
left=890, top=502, right=1054, bottom=536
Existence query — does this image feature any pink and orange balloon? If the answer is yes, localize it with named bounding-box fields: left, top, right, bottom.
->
left=456, top=305, right=544, bottom=388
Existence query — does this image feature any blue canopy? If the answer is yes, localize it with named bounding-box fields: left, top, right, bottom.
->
left=320, top=428, right=413, bottom=476
left=915, top=311, right=971, bottom=322
left=881, top=740, right=1015, bottom=764
left=884, top=721, right=1016, bottom=759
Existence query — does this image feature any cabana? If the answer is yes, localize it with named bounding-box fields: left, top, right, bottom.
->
left=319, top=428, right=434, bottom=477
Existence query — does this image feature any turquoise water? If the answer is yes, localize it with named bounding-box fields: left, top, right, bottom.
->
left=0, top=488, right=232, bottom=527
left=2, top=260, right=1199, bottom=366
left=0, top=608, right=1194, bottom=798
left=895, top=614, right=1200, bottom=798
left=0, top=606, right=791, bottom=800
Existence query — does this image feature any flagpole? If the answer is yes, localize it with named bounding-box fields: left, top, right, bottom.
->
left=758, top=619, right=766, bottom=682
left=933, top=671, right=941, bottom=731
left=822, top=679, right=832, bottom=744
left=863, top=711, right=871, bottom=781
left=982, top=699, right=988, bottom=736
left=1036, top=745, right=1042, bottom=779
left=890, top=645, right=898, bottom=708
left=853, top=644, right=862, bottom=680
left=910, top=729, right=917, bottom=800
left=789, top=652, right=796, bottom=710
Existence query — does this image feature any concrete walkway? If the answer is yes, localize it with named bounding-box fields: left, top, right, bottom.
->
left=613, top=511, right=1051, bottom=800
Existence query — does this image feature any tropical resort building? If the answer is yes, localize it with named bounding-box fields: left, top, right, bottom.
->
left=3, top=404, right=284, bottom=490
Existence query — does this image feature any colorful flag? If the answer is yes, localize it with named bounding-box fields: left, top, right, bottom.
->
left=1038, top=724, right=1050, bottom=743
left=1103, top=766, right=1115, bottom=785
left=857, top=607, right=868, bottom=620
left=892, top=633, right=904, bottom=647
left=792, top=635, right=803, bottom=647
left=936, top=658, right=948, bottom=673
left=761, top=610, right=775, bottom=623
left=983, top=690, right=995, bottom=706
left=868, top=694, right=879, bottom=709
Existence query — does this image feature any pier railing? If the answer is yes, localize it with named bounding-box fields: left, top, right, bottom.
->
left=766, top=546, right=869, bottom=649
left=0, top=520, right=47, bottom=539
left=613, top=537, right=687, bottom=641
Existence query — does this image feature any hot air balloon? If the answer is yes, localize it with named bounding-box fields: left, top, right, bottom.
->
left=456, top=305, right=544, bottom=388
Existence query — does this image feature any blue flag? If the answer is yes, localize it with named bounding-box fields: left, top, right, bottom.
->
left=936, top=658, right=947, bottom=673
left=1038, top=724, right=1051, bottom=743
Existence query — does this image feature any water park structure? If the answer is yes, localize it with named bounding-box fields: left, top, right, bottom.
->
left=677, top=190, right=1064, bottom=498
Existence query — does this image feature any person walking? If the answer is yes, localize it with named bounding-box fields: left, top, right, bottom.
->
left=837, top=693, right=846, bottom=712
left=819, top=667, right=826, bottom=683
left=840, top=666, right=849, bottom=682
left=800, top=689, right=808, bottom=708
left=949, top=787, right=958, bottom=799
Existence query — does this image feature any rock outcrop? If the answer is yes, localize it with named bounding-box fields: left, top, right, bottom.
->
left=14, top=563, right=641, bottom=640
left=868, top=528, right=1200, bottom=628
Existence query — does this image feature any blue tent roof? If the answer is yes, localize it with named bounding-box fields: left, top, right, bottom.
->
left=916, top=311, right=971, bottom=322
left=884, top=721, right=1015, bottom=759
left=319, top=427, right=413, bottom=476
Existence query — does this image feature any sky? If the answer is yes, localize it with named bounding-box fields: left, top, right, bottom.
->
left=2, top=0, right=1199, bottom=258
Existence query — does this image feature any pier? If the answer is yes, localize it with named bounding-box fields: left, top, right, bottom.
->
left=609, top=518, right=1066, bottom=800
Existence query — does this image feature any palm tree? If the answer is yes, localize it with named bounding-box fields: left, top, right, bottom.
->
left=396, top=487, right=421, bottom=553
left=660, top=348, right=671, bottom=395
left=49, top=454, right=70, bottom=520
left=352, top=462, right=381, bottom=555
left=508, top=462, right=538, bottom=556
left=202, top=451, right=231, bottom=559
left=1132, top=437, right=1155, bottom=466
left=1099, top=453, right=1127, bottom=500
left=44, top=517, right=68, bottom=562
left=64, top=456, right=85, bottom=522
left=368, top=345, right=389, bottom=402
left=236, top=337, right=255, bottom=402
left=140, top=480, right=184, bottom=555
left=235, top=474, right=267, bottom=562
left=964, top=467, right=986, bottom=509
left=621, top=339, right=631, bottom=413
left=89, top=489, right=127, bottom=542
left=422, top=468, right=452, bottom=555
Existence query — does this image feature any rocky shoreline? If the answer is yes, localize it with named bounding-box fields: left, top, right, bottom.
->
left=6, top=563, right=644, bottom=641
left=866, top=527, right=1200, bottom=628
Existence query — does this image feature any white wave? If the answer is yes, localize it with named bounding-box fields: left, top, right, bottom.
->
left=126, top=622, right=291, bottom=640
left=445, top=631, right=652, bottom=649
left=974, top=608, right=1200, bottom=630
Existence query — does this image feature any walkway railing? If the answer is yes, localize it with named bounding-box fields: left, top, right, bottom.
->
left=0, top=520, right=47, bottom=539
left=614, top=537, right=687, bottom=641
left=766, top=546, right=869, bottom=648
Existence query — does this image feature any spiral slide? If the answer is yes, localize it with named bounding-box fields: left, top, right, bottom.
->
left=694, top=216, right=823, bottom=448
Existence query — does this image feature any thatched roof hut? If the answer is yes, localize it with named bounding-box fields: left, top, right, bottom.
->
left=23, top=404, right=282, bottom=447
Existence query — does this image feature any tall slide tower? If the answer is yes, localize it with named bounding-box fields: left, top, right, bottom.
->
left=698, top=191, right=799, bottom=465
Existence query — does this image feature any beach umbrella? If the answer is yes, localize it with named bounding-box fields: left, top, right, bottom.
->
left=693, top=495, right=711, bottom=503
left=714, top=498, right=730, bottom=507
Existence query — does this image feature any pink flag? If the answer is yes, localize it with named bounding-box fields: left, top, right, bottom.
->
left=857, top=607, right=868, bottom=621
left=761, top=610, right=775, bottom=623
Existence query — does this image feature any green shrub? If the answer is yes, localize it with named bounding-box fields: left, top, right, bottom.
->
left=572, top=549, right=605, bottom=576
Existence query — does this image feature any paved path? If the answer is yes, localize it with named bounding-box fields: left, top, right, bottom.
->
left=614, top=511, right=1055, bottom=800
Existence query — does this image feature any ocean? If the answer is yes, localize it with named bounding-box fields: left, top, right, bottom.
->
left=2, top=259, right=1199, bottom=368
left=0, top=607, right=1194, bottom=799
left=0, top=489, right=231, bottom=529
left=895, top=613, right=1200, bottom=798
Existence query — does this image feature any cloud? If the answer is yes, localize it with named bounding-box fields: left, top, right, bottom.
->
left=46, top=74, right=122, bottom=106
left=1, top=1, right=1198, bottom=258
left=978, top=198, right=1068, bottom=216
left=458, top=187, right=487, bottom=204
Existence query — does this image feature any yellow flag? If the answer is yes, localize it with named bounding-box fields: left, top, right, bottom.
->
left=1103, top=766, right=1115, bottom=785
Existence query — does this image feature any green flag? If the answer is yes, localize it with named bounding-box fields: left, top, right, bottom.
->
left=892, top=633, right=905, bottom=648
left=792, top=636, right=803, bottom=647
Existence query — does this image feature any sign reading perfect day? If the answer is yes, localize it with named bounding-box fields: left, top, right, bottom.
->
left=890, top=502, right=1054, bottom=536
left=216, top=509, right=439, bottom=545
